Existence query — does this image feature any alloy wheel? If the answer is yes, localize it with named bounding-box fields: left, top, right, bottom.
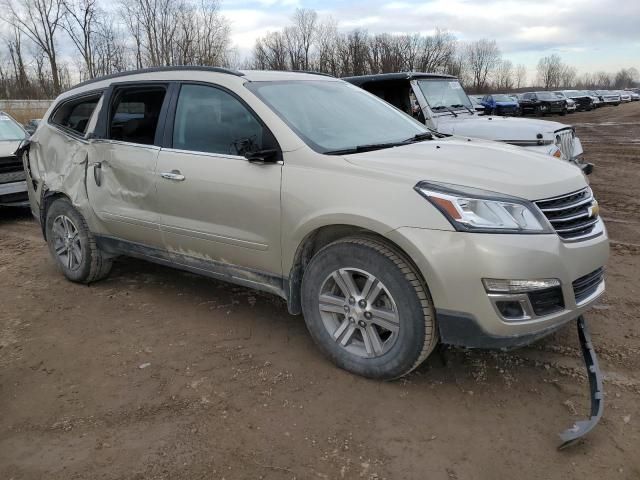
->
left=318, top=268, right=400, bottom=358
left=52, top=215, right=82, bottom=271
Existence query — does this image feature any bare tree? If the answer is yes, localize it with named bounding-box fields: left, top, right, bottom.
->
left=494, top=59, right=513, bottom=90
left=253, top=31, right=288, bottom=70
left=61, top=0, right=101, bottom=79
left=514, top=64, right=527, bottom=88
left=288, top=8, right=317, bottom=70
left=614, top=67, right=639, bottom=88
left=417, top=29, right=456, bottom=74
left=594, top=71, right=612, bottom=88
left=6, top=27, right=30, bottom=92
left=465, top=39, right=501, bottom=91
left=536, top=54, right=563, bottom=89
left=2, top=0, right=66, bottom=94
left=559, top=64, right=577, bottom=88
left=315, top=17, right=340, bottom=75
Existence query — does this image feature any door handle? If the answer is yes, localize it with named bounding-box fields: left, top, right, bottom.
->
left=160, top=170, right=185, bottom=181
left=93, top=162, right=103, bottom=186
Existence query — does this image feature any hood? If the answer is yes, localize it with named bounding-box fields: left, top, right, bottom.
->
left=435, top=113, right=569, bottom=142
left=343, top=136, right=586, bottom=200
left=495, top=101, right=518, bottom=107
left=0, top=140, right=22, bottom=157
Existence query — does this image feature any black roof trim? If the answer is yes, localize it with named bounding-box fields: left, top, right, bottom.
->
left=342, top=72, right=456, bottom=86
left=70, top=66, right=245, bottom=90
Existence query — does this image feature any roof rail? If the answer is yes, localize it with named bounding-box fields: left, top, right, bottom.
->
left=290, top=70, right=335, bottom=78
left=70, top=66, right=245, bottom=90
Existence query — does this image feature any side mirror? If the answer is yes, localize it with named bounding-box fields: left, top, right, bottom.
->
left=245, top=149, right=280, bottom=165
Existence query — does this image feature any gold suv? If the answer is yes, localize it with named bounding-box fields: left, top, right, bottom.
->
left=24, top=67, right=608, bottom=380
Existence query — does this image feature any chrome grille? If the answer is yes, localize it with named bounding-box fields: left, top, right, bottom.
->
left=554, top=128, right=575, bottom=160
left=535, top=187, right=599, bottom=240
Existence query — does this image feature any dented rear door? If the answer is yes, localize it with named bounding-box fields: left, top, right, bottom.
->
left=86, top=139, right=162, bottom=246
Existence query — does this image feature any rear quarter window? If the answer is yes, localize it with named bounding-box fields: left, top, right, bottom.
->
left=50, top=93, right=102, bottom=136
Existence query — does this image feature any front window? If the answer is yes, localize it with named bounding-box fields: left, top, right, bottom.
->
left=0, top=115, right=26, bottom=141
left=246, top=80, right=427, bottom=154
left=172, top=84, right=268, bottom=156
left=535, top=92, right=557, bottom=100
left=108, top=86, right=166, bottom=145
left=416, top=79, right=472, bottom=112
left=492, top=94, right=513, bottom=102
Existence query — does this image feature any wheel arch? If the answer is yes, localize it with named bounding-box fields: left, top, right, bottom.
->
left=40, top=189, right=73, bottom=240
left=285, top=222, right=427, bottom=316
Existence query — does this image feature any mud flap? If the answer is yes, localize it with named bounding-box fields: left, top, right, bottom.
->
left=558, top=316, right=604, bottom=449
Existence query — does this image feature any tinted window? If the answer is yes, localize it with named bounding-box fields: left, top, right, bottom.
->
left=108, top=87, right=166, bottom=145
left=51, top=95, right=101, bottom=135
left=173, top=84, right=266, bottom=156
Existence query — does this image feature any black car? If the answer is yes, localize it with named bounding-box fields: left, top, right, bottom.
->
left=519, top=92, right=566, bottom=116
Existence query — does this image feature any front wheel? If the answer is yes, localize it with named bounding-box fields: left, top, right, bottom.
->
left=301, top=237, right=438, bottom=380
left=45, top=198, right=113, bottom=283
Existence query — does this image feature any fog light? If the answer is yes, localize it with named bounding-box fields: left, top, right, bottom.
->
left=483, top=278, right=561, bottom=293
left=496, top=301, right=525, bottom=319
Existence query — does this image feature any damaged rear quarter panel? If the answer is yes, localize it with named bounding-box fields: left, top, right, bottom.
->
left=29, top=123, right=101, bottom=232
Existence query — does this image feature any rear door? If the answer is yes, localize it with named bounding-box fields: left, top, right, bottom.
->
left=86, top=83, right=171, bottom=246
left=155, top=83, right=283, bottom=277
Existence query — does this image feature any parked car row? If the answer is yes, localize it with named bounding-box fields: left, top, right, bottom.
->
left=471, top=89, right=637, bottom=117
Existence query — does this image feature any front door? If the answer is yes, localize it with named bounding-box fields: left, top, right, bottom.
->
left=155, top=83, right=283, bottom=279
left=86, top=84, right=169, bottom=246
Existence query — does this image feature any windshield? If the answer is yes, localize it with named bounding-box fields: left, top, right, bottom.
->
left=0, top=116, right=26, bottom=141
left=246, top=80, right=427, bottom=154
left=416, top=79, right=472, bottom=112
left=493, top=94, right=513, bottom=102
left=536, top=92, right=557, bottom=100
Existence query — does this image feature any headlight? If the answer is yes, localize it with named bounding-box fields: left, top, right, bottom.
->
left=415, top=181, right=553, bottom=234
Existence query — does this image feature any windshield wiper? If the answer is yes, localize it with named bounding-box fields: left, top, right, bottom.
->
left=452, top=104, right=475, bottom=114
left=431, top=105, right=458, bottom=117
left=402, top=132, right=433, bottom=143
left=324, top=142, right=405, bottom=155
left=324, top=132, right=435, bottom=155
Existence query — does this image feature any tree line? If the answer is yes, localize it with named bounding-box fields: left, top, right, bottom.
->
left=0, top=2, right=637, bottom=99
left=0, top=0, right=233, bottom=98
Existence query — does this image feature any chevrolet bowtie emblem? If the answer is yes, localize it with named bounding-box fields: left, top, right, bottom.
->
left=588, top=201, right=600, bottom=218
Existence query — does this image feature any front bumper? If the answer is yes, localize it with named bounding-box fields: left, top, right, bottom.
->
left=0, top=180, right=29, bottom=206
left=387, top=222, right=609, bottom=347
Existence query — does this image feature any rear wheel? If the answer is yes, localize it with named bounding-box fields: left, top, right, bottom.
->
left=301, top=237, right=438, bottom=380
left=45, top=198, right=113, bottom=283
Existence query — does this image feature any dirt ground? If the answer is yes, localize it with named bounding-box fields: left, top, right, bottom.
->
left=1, top=103, right=639, bottom=480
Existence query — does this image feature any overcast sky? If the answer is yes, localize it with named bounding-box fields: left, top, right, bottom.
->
left=221, top=0, right=640, bottom=74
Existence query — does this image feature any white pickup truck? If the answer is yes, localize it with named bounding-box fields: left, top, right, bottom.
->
left=344, top=73, right=592, bottom=174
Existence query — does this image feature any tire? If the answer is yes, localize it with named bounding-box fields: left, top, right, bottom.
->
left=301, top=236, right=438, bottom=380
left=535, top=106, right=543, bottom=116
left=560, top=108, right=567, bottom=116
left=45, top=198, right=113, bottom=283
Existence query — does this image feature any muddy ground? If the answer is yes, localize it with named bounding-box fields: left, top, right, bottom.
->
left=1, top=103, right=639, bottom=480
